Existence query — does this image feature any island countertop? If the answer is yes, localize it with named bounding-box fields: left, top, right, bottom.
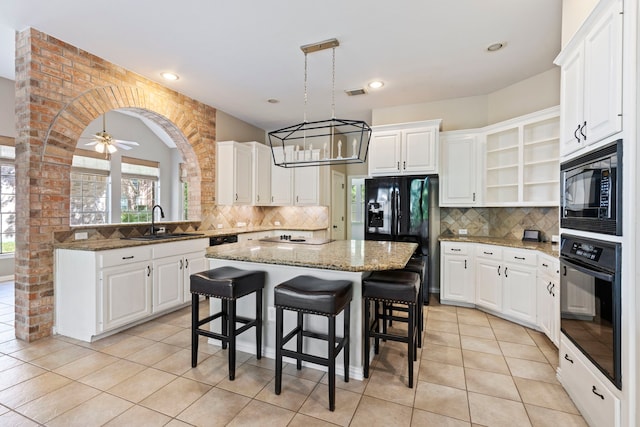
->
left=205, top=239, right=418, bottom=272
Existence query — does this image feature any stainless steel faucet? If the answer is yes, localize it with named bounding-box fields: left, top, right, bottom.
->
left=150, top=204, right=165, bottom=235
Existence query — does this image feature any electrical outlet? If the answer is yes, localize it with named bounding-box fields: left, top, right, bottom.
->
left=217, top=224, right=223, bottom=229
left=158, top=227, right=166, bottom=234
left=74, top=232, right=88, bottom=240
left=274, top=221, right=281, bottom=226
left=237, top=222, right=246, bottom=227
left=458, top=229, right=468, bottom=235
left=268, top=307, right=276, bottom=322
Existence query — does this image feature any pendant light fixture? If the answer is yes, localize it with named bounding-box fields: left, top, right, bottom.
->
left=268, top=38, right=371, bottom=168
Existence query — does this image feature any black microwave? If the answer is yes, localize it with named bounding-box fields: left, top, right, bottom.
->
left=560, top=140, right=622, bottom=236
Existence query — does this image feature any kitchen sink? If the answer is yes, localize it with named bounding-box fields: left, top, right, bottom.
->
left=122, top=232, right=205, bottom=241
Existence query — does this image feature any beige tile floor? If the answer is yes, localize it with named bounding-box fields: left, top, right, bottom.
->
left=0, top=281, right=587, bottom=426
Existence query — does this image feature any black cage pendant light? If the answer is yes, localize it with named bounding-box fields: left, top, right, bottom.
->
left=268, top=38, right=371, bottom=168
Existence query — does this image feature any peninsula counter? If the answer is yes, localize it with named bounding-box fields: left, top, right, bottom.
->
left=205, top=239, right=418, bottom=380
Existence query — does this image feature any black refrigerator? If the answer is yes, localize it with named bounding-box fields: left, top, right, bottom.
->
left=365, top=175, right=440, bottom=304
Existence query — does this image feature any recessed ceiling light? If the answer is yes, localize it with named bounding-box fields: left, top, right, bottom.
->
left=487, top=42, right=505, bottom=52
left=368, top=81, right=384, bottom=89
left=267, top=98, right=280, bottom=104
left=160, top=72, right=180, bottom=81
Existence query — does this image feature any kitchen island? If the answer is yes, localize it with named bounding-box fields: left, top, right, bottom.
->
left=205, top=239, right=418, bottom=380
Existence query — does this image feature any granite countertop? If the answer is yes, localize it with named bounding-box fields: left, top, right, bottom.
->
left=54, top=225, right=327, bottom=251
left=438, top=235, right=559, bottom=257
left=205, top=239, right=418, bottom=272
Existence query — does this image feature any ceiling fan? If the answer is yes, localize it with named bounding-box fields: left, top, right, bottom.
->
left=81, top=114, right=140, bottom=154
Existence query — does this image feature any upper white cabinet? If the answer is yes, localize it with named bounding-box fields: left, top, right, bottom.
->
left=439, top=131, right=480, bottom=206
left=270, top=146, right=293, bottom=205
left=555, top=0, right=622, bottom=157
left=216, top=141, right=253, bottom=205
left=483, top=107, right=560, bottom=207
left=368, top=120, right=441, bottom=177
left=248, top=142, right=272, bottom=206
left=293, top=149, right=321, bottom=205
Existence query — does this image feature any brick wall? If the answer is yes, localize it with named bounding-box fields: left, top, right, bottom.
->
left=14, top=28, right=217, bottom=341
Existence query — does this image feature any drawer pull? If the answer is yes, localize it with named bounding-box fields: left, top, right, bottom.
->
left=564, top=354, right=574, bottom=364
left=592, top=386, right=605, bottom=400
left=542, top=263, right=549, bottom=267
left=451, top=248, right=461, bottom=252
left=484, top=251, right=493, bottom=255
left=514, top=256, right=526, bottom=260
left=122, top=256, right=134, bottom=260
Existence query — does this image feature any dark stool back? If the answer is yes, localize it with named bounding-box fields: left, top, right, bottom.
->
left=386, top=255, right=426, bottom=347
left=363, top=269, right=420, bottom=388
left=274, top=275, right=353, bottom=411
left=190, top=266, right=265, bottom=380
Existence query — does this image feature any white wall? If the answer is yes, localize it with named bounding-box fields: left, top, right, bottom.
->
left=0, top=77, right=15, bottom=137
left=561, top=0, right=599, bottom=48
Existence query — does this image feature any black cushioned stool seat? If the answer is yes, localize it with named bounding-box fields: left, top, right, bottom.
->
left=274, top=275, right=353, bottom=411
left=386, top=256, right=426, bottom=347
left=190, top=266, right=265, bottom=380
left=362, top=269, right=420, bottom=388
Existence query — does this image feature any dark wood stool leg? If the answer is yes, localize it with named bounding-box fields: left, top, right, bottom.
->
left=275, top=306, right=283, bottom=395
left=256, top=289, right=263, bottom=359
left=296, top=311, right=303, bottom=370
left=374, top=301, right=381, bottom=354
left=221, top=299, right=228, bottom=350
left=408, top=302, right=414, bottom=388
left=417, top=284, right=423, bottom=348
left=228, top=299, right=236, bottom=380
left=343, top=302, right=350, bottom=383
left=328, top=315, right=336, bottom=412
left=364, top=297, right=371, bottom=378
left=191, top=293, right=199, bottom=367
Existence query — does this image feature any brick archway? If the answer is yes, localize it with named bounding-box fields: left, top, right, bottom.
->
left=14, top=28, right=217, bottom=341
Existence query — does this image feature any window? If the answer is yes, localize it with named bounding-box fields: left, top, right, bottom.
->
left=0, top=156, right=15, bottom=254
left=120, top=157, right=159, bottom=223
left=70, top=152, right=110, bottom=226
left=351, top=179, right=365, bottom=223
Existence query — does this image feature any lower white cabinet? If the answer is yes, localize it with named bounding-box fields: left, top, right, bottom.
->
left=183, top=252, right=208, bottom=303
left=55, top=238, right=208, bottom=342
left=537, top=254, right=559, bottom=346
left=560, top=336, right=621, bottom=427
left=502, top=252, right=537, bottom=325
left=475, top=245, right=503, bottom=312
left=440, top=242, right=474, bottom=304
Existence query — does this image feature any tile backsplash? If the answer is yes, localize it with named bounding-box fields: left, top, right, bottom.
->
left=440, top=207, right=559, bottom=242
left=200, top=205, right=329, bottom=231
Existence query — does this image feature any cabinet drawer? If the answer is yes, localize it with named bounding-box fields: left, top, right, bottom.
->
left=441, top=242, right=471, bottom=255
left=100, top=246, right=152, bottom=268
left=560, top=338, right=620, bottom=427
left=503, top=248, right=536, bottom=266
left=476, top=244, right=502, bottom=260
left=153, top=238, right=208, bottom=258
left=538, top=255, right=559, bottom=277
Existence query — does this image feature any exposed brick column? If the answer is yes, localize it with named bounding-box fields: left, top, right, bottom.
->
left=13, top=28, right=217, bottom=341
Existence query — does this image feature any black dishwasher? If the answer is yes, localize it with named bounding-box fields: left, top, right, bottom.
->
left=209, top=234, right=238, bottom=246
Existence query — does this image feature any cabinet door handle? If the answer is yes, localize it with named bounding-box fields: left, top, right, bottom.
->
left=147, top=266, right=151, bottom=277
left=122, top=256, right=134, bottom=260
left=591, top=386, right=605, bottom=400
left=563, top=266, right=567, bottom=276
left=504, top=267, right=508, bottom=278
left=551, top=284, right=555, bottom=297
left=580, top=121, right=587, bottom=141
left=257, top=195, right=259, bottom=202
left=185, top=259, right=189, bottom=269
left=403, top=161, right=406, bottom=170
left=564, top=354, right=574, bottom=364
left=296, top=195, right=299, bottom=202
left=473, top=192, right=476, bottom=202
left=397, top=161, right=400, bottom=171
left=497, top=265, right=501, bottom=276
left=514, top=256, right=525, bottom=260
left=235, top=193, right=238, bottom=201
left=271, top=196, right=274, bottom=202
left=547, top=282, right=552, bottom=293
left=464, top=259, right=467, bottom=269
left=574, top=124, right=581, bottom=143
left=179, top=259, right=184, bottom=270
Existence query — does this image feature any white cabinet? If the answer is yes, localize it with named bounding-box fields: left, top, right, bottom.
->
left=270, top=146, right=293, bottom=205
left=294, top=149, right=321, bottom=205
left=555, top=0, right=622, bottom=157
left=440, top=242, right=474, bottom=304
left=439, top=132, right=480, bottom=206
left=474, top=245, right=502, bottom=312
left=537, top=254, right=559, bottom=346
left=55, top=238, right=208, bottom=342
left=560, top=336, right=621, bottom=427
left=182, top=251, right=208, bottom=303
left=501, top=248, right=537, bottom=325
left=368, top=120, right=441, bottom=177
left=216, top=141, right=253, bottom=205
left=248, top=142, right=272, bottom=206
left=484, top=107, right=560, bottom=206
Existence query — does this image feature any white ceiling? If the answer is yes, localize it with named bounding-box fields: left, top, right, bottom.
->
left=0, top=0, right=562, bottom=132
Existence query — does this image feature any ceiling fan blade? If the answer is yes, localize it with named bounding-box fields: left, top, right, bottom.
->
left=84, top=141, right=99, bottom=146
left=114, top=143, right=133, bottom=150
left=113, top=139, right=139, bottom=146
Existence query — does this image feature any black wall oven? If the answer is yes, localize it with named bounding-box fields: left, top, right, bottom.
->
left=560, top=234, right=621, bottom=389
left=560, top=140, right=622, bottom=235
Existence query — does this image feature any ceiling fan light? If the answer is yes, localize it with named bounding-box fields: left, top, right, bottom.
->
left=95, top=143, right=105, bottom=153
left=107, top=144, right=118, bottom=154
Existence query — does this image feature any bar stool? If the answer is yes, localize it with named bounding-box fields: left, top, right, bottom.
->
left=274, top=275, right=353, bottom=411
left=190, top=266, right=265, bottom=380
left=385, top=255, right=426, bottom=347
left=363, top=269, right=420, bottom=388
